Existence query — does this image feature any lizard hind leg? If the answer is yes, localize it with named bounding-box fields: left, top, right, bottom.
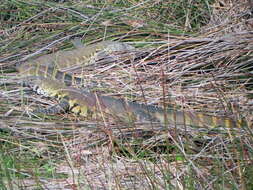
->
left=33, top=99, right=70, bottom=115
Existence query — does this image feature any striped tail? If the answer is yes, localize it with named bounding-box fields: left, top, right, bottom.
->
left=151, top=108, right=242, bottom=128
left=167, top=111, right=242, bottom=128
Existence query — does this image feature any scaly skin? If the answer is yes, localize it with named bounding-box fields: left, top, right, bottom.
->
left=26, top=76, right=242, bottom=127
left=17, top=41, right=135, bottom=86
left=17, top=41, right=242, bottom=127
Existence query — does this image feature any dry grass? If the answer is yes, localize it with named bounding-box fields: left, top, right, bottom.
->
left=0, top=0, right=253, bottom=189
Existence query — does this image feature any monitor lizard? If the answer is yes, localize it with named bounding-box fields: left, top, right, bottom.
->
left=16, top=40, right=243, bottom=128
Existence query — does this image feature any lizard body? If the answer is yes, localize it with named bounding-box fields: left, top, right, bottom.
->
left=17, top=41, right=134, bottom=86
left=17, top=41, right=242, bottom=128
left=27, top=77, right=242, bottom=128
